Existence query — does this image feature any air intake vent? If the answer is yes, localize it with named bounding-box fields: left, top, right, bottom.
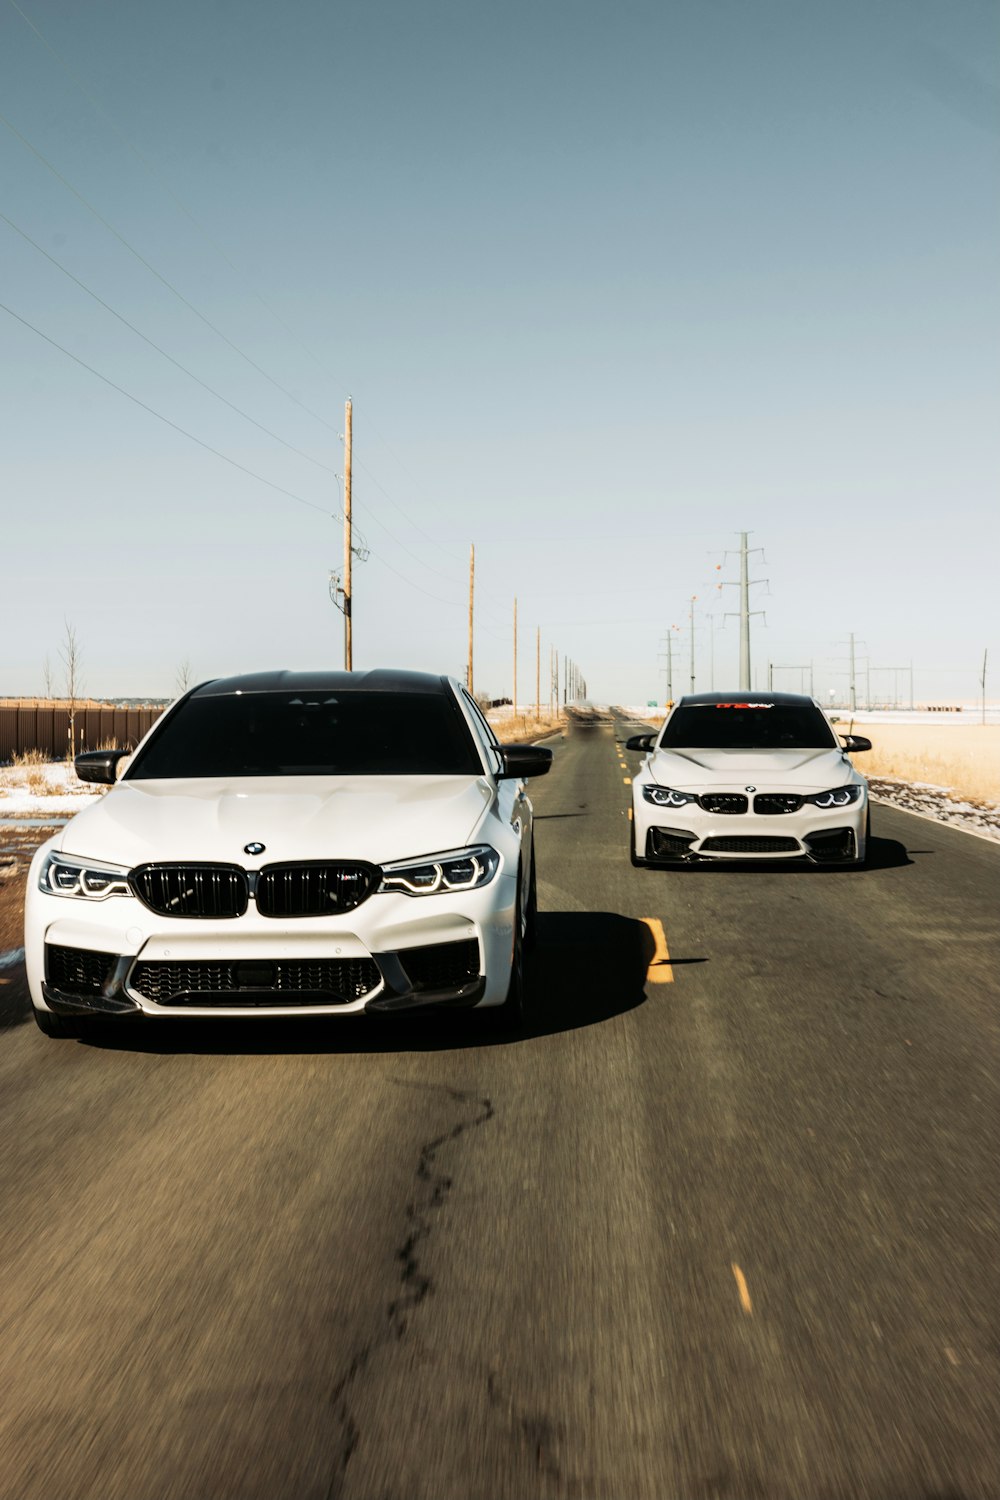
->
left=399, top=939, right=480, bottom=991
left=129, top=956, right=381, bottom=1005
left=701, top=836, right=800, bottom=853
left=256, top=862, right=379, bottom=917
left=46, top=944, right=117, bottom=996
left=130, top=864, right=248, bottom=918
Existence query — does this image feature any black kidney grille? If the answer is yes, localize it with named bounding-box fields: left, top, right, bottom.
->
left=46, top=944, right=117, bottom=995
left=698, top=794, right=749, bottom=814
left=130, top=864, right=248, bottom=918
left=400, top=939, right=481, bottom=992
left=754, top=793, right=803, bottom=815
left=256, top=862, right=379, bottom=917
left=130, top=956, right=381, bottom=1005
left=701, top=836, right=800, bottom=853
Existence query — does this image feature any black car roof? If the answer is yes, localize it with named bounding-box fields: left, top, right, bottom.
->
left=675, top=691, right=817, bottom=707
left=190, top=669, right=452, bottom=698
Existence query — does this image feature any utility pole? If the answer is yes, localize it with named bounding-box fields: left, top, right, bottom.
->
left=722, top=532, right=767, bottom=689
left=513, top=597, right=518, bottom=718
left=467, top=544, right=475, bottom=694
left=689, top=596, right=697, bottom=693
left=535, top=627, right=540, bottom=717
left=552, top=647, right=557, bottom=716
left=343, top=397, right=353, bottom=670
left=849, top=631, right=856, bottom=713
left=982, top=649, right=988, bottom=726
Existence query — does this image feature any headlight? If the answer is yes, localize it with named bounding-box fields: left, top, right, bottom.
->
left=378, top=845, right=500, bottom=896
left=642, top=784, right=697, bottom=808
left=39, top=852, right=132, bottom=900
left=805, top=786, right=863, bottom=809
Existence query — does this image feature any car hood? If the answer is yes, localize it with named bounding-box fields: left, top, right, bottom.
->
left=647, top=746, right=857, bottom=789
left=56, top=776, right=497, bottom=868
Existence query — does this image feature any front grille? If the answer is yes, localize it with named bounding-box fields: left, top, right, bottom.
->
left=399, top=939, right=480, bottom=992
left=700, top=836, right=800, bottom=854
left=46, top=944, right=117, bottom=996
left=753, top=793, right=803, bottom=815
left=130, top=864, right=248, bottom=919
left=256, top=862, right=379, bottom=917
left=129, top=956, right=381, bottom=1006
left=698, top=794, right=749, bottom=814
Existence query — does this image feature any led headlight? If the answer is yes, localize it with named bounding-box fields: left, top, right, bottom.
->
left=378, top=845, right=500, bottom=896
left=805, top=786, right=863, bottom=809
left=642, top=784, right=697, bottom=808
left=39, top=852, right=132, bottom=900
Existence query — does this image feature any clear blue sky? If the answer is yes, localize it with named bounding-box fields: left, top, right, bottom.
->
left=2, top=0, right=997, bottom=705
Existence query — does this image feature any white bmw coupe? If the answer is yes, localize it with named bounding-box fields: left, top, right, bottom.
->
left=25, top=670, right=551, bottom=1036
left=628, top=692, right=871, bottom=867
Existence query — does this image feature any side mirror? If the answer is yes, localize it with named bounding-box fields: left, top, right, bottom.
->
left=625, top=734, right=655, bottom=752
left=75, top=749, right=129, bottom=784
left=497, top=744, right=553, bottom=780
left=839, top=734, right=872, bottom=753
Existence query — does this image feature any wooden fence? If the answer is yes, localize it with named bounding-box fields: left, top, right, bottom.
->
left=0, top=702, right=167, bottom=763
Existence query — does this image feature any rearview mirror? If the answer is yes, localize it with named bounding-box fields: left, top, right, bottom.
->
left=497, top=744, right=553, bottom=780
left=625, top=734, right=655, bottom=752
left=75, top=749, right=129, bottom=784
left=839, top=734, right=872, bottom=753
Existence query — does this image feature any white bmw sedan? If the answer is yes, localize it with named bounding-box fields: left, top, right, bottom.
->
left=628, top=692, right=871, bottom=867
left=25, top=670, right=551, bottom=1037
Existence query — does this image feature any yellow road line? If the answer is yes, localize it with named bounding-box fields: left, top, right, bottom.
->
left=732, top=1263, right=753, bottom=1314
left=640, top=917, right=673, bottom=983
left=623, top=777, right=632, bottom=785
left=627, top=807, right=633, bottom=821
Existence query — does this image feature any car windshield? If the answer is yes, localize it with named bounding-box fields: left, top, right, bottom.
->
left=126, top=690, right=482, bottom=778
left=659, top=701, right=838, bottom=751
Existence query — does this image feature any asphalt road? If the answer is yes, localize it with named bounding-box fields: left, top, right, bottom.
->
left=1, top=715, right=998, bottom=1500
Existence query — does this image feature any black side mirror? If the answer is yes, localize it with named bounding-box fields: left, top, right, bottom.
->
left=625, top=734, right=655, bottom=752
left=839, top=735, right=872, bottom=753
left=497, top=744, right=553, bottom=780
left=75, top=749, right=129, bottom=784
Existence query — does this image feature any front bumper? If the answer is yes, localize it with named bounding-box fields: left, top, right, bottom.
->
left=632, top=791, right=867, bottom=864
left=27, top=874, right=515, bottom=1020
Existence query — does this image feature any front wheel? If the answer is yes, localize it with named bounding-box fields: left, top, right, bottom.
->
left=490, top=870, right=528, bottom=1030
left=854, top=805, right=871, bottom=868
left=629, top=820, right=649, bottom=868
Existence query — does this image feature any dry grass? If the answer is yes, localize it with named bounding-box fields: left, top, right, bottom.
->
left=491, top=713, right=565, bottom=744
left=854, top=724, right=1000, bottom=805
left=9, top=748, right=49, bottom=767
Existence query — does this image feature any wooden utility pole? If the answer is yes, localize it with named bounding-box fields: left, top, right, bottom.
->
left=512, top=597, right=518, bottom=718
left=467, top=544, right=475, bottom=693
left=536, top=627, right=540, bottom=717
left=343, top=398, right=353, bottom=670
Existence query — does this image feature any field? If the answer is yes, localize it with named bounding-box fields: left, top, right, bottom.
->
left=851, top=722, right=1000, bottom=805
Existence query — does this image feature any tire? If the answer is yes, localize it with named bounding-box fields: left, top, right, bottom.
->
left=32, top=1006, right=77, bottom=1039
left=524, top=845, right=538, bottom=951
left=490, top=868, right=528, bottom=1030
left=855, top=806, right=871, bottom=868
left=629, top=820, right=648, bottom=868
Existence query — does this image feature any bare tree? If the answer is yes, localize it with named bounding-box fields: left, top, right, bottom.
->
left=60, top=620, right=82, bottom=759
left=42, top=654, right=53, bottom=698
left=175, top=658, right=192, bottom=696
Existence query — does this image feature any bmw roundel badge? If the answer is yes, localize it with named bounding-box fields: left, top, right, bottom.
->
left=745, top=786, right=756, bottom=793
left=244, top=841, right=266, bottom=855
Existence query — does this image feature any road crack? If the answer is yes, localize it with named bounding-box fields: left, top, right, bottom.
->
left=325, top=1080, right=495, bottom=1500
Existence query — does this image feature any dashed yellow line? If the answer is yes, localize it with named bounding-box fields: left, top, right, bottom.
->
left=640, top=917, right=673, bottom=983
left=732, top=1264, right=753, bottom=1314
left=623, top=776, right=632, bottom=785
left=627, top=807, right=633, bottom=821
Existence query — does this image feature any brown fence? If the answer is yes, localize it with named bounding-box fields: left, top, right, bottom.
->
left=0, top=702, right=168, bottom=763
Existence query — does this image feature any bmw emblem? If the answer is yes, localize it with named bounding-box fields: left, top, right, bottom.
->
left=745, top=786, right=756, bottom=793
left=244, top=841, right=266, bottom=855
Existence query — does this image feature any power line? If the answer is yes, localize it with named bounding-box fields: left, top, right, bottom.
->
left=0, top=297, right=331, bottom=515
left=0, top=105, right=338, bottom=433
left=0, top=210, right=340, bottom=476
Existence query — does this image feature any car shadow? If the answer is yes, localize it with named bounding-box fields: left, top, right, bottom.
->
left=641, top=835, right=912, bottom=874
left=81, top=911, right=654, bottom=1056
